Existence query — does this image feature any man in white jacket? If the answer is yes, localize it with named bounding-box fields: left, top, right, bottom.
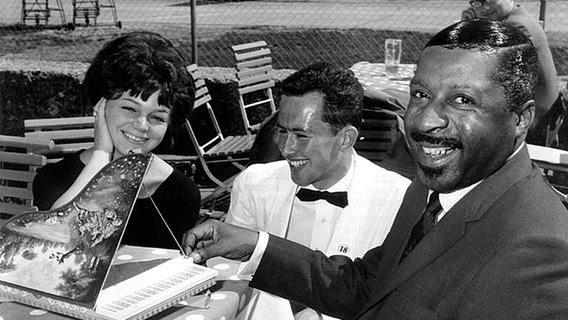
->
left=226, top=62, right=411, bottom=320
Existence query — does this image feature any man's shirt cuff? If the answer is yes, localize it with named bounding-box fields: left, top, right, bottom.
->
left=236, top=231, right=269, bottom=280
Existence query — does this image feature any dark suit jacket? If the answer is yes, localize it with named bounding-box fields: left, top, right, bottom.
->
left=250, top=145, right=568, bottom=319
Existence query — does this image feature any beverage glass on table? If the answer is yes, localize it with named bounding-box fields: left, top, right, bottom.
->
left=384, top=39, right=402, bottom=78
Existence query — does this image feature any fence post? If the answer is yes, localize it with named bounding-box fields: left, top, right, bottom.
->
left=191, top=0, right=197, bottom=64
left=539, top=0, right=547, bottom=29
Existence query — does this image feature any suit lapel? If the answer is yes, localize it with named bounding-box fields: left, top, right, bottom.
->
left=356, top=145, right=535, bottom=318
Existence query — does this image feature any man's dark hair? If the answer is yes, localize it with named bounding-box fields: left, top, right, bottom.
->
left=83, top=31, right=195, bottom=130
left=425, top=19, right=538, bottom=113
left=281, top=62, right=364, bottom=134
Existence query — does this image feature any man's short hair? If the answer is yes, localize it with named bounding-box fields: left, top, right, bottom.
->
left=83, top=31, right=195, bottom=130
left=425, top=20, right=539, bottom=113
left=281, top=62, right=364, bottom=134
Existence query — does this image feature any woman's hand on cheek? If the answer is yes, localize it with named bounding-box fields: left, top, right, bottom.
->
left=93, top=98, right=114, bottom=157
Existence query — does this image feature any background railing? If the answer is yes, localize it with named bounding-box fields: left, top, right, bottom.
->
left=1, top=0, right=567, bottom=74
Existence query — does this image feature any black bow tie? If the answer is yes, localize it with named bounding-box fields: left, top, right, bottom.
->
left=296, top=188, right=349, bottom=208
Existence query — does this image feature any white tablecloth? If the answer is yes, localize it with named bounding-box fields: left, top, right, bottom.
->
left=350, top=61, right=415, bottom=92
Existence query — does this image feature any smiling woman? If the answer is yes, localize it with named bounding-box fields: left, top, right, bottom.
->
left=32, top=31, right=202, bottom=250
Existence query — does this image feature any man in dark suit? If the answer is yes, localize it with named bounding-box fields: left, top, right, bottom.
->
left=183, top=20, right=568, bottom=319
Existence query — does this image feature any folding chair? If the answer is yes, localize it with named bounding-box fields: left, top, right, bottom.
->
left=24, top=116, right=95, bottom=163
left=0, top=135, right=53, bottom=220
left=232, top=41, right=277, bottom=134
left=354, top=109, right=400, bottom=164
left=185, top=64, right=256, bottom=216
left=528, top=143, right=568, bottom=206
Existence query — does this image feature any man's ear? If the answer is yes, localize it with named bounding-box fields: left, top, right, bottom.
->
left=339, top=125, right=359, bottom=151
left=516, top=99, right=535, bottom=138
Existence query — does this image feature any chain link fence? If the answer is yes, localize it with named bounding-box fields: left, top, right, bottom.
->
left=0, top=0, right=567, bottom=74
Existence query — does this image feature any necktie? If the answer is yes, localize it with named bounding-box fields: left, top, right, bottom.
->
left=296, top=188, right=349, bottom=208
left=400, top=192, right=441, bottom=262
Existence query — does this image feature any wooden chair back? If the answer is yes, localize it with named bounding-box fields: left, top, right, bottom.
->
left=185, top=64, right=254, bottom=189
left=24, top=116, right=95, bottom=162
left=232, top=41, right=277, bottom=134
left=0, top=135, right=53, bottom=218
left=354, top=109, right=399, bottom=163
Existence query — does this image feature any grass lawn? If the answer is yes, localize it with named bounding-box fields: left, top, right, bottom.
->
left=3, top=23, right=568, bottom=74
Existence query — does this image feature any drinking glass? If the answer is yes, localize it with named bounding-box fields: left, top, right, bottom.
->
left=384, top=39, right=402, bottom=78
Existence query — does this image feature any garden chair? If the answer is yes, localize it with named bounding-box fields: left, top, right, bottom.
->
left=0, top=135, right=53, bottom=219
left=354, top=108, right=400, bottom=164
left=527, top=144, right=568, bottom=208
left=184, top=64, right=256, bottom=216
left=528, top=143, right=568, bottom=207
left=232, top=40, right=277, bottom=134
left=24, top=116, right=95, bottom=163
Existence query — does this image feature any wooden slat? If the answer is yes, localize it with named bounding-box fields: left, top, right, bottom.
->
left=199, top=135, right=223, bottom=152
left=187, top=64, right=198, bottom=73
left=0, top=135, right=54, bottom=151
left=0, top=185, right=33, bottom=199
left=231, top=40, right=267, bottom=52
left=0, top=169, right=36, bottom=183
left=25, top=128, right=95, bottom=141
left=360, top=134, right=397, bottom=141
left=0, top=151, right=47, bottom=166
left=236, top=65, right=273, bottom=79
left=229, top=135, right=256, bottom=151
left=24, top=116, right=94, bottom=131
left=528, top=143, right=568, bottom=165
left=206, top=135, right=255, bottom=156
left=157, top=154, right=198, bottom=163
left=238, top=73, right=273, bottom=87
left=354, top=115, right=398, bottom=162
left=238, top=79, right=275, bottom=95
left=236, top=57, right=273, bottom=71
left=194, top=78, right=207, bottom=89
left=194, top=94, right=212, bottom=109
left=195, top=84, right=210, bottom=97
left=234, top=48, right=271, bottom=62
left=206, top=136, right=243, bottom=156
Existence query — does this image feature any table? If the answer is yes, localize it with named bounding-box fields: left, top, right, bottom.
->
left=0, top=246, right=251, bottom=320
left=350, top=61, right=415, bottom=93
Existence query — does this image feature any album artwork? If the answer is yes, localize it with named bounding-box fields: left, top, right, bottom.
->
left=0, top=153, right=151, bottom=308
